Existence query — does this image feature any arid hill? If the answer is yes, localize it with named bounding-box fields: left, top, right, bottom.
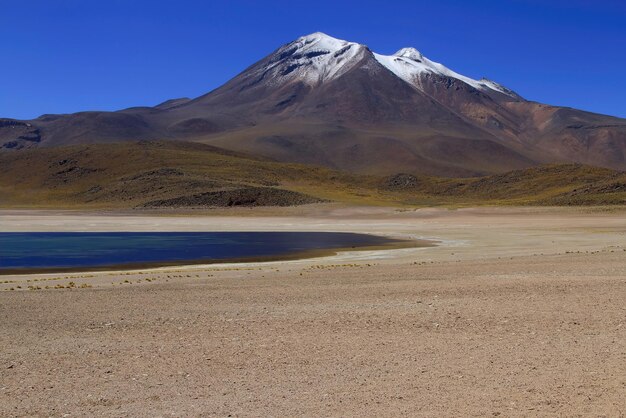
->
left=1, top=141, right=624, bottom=208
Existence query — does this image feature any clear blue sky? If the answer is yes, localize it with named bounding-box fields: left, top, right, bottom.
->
left=2, top=0, right=625, bottom=119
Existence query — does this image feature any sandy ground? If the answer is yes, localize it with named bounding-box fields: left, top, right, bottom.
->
left=1, top=206, right=626, bottom=416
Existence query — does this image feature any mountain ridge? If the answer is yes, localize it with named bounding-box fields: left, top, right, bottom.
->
left=2, top=32, right=625, bottom=177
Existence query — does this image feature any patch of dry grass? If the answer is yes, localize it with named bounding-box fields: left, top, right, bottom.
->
left=0, top=141, right=624, bottom=208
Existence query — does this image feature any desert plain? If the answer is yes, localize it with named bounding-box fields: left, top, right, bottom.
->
left=1, top=206, right=626, bottom=416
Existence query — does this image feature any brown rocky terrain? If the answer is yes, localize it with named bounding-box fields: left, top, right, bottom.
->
left=1, top=141, right=625, bottom=208
left=141, top=186, right=327, bottom=208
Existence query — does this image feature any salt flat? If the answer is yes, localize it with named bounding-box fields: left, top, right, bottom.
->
left=1, top=207, right=625, bottom=416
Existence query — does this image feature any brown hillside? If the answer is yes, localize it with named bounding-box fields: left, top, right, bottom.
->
left=1, top=141, right=624, bottom=209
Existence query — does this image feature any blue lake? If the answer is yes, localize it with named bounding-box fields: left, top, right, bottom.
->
left=0, top=231, right=403, bottom=273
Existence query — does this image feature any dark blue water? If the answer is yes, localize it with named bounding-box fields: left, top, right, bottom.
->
left=0, top=232, right=398, bottom=272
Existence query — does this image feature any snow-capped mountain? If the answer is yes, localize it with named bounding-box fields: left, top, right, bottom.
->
left=260, top=33, right=369, bottom=86
left=261, top=32, right=519, bottom=99
left=233, top=32, right=520, bottom=100
left=374, top=47, right=519, bottom=98
left=2, top=32, right=625, bottom=177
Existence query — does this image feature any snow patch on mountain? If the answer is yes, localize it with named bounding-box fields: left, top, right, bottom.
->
left=260, top=32, right=518, bottom=99
left=262, top=32, right=367, bottom=86
left=374, top=47, right=514, bottom=97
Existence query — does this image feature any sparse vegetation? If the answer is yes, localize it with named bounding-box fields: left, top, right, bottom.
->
left=0, top=141, right=624, bottom=208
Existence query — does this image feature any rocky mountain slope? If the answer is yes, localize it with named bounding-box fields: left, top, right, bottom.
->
left=2, top=32, right=625, bottom=177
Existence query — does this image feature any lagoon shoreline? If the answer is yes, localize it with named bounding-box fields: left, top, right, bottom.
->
left=1, top=206, right=625, bottom=416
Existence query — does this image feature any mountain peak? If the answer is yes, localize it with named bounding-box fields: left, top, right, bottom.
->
left=243, top=32, right=519, bottom=97
left=394, top=47, right=424, bottom=62
left=285, top=34, right=518, bottom=98
left=299, top=32, right=342, bottom=42
left=293, top=32, right=360, bottom=54
left=375, top=46, right=518, bottom=98
left=247, top=32, right=368, bottom=86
